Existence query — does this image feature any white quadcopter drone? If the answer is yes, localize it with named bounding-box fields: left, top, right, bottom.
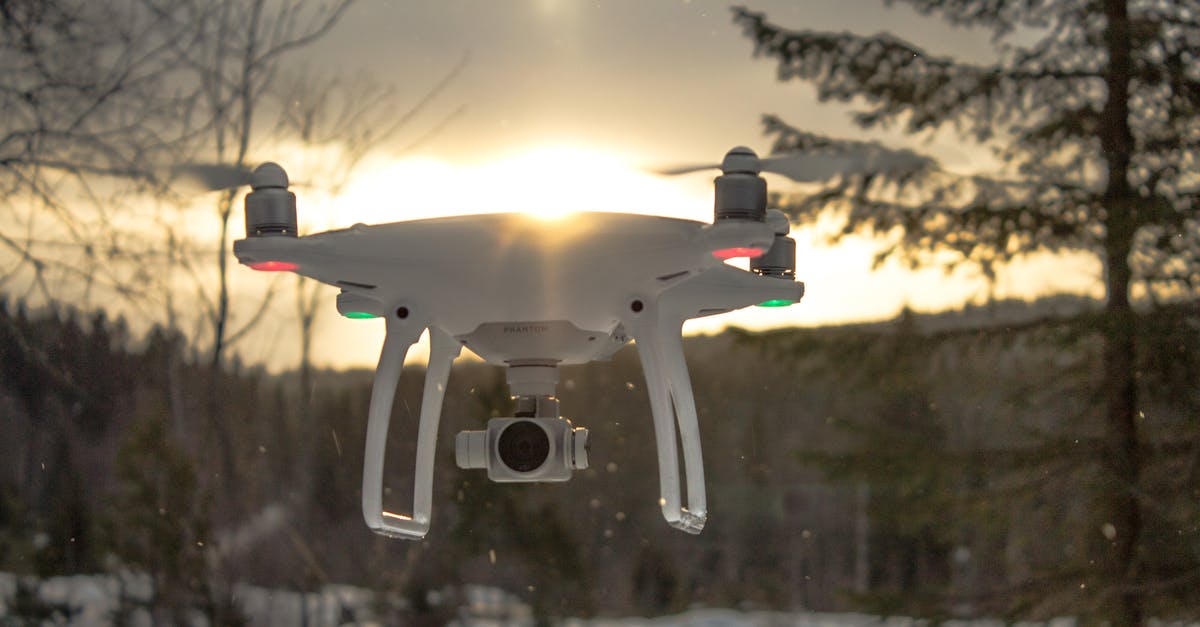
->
left=207, top=146, right=806, bottom=540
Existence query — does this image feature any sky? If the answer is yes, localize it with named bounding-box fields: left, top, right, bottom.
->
left=295, top=0, right=1002, bottom=163
left=236, top=0, right=1102, bottom=370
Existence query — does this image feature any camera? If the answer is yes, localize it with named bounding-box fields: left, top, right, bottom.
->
left=456, top=418, right=589, bottom=482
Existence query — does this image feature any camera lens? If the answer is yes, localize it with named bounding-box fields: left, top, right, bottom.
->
left=497, top=420, right=550, bottom=472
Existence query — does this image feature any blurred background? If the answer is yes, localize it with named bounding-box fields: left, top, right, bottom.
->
left=1, top=0, right=1197, bottom=624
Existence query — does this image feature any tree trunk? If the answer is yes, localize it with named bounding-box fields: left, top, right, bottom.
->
left=207, top=189, right=238, bottom=500
left=296, top=280, right=318, bottom=505
left=853, top=482, right=870, bottom=594
left=1099, top=1, right=1142, bottom=624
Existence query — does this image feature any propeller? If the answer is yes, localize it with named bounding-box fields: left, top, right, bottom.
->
left=657, top=144, right=932, bottom=182
left=171, top=162, right=291, bottom=191
left=171, top=163, right=254, bottom=191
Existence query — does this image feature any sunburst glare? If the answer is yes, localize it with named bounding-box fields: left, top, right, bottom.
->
left=333, top=144, right=712, bottom=226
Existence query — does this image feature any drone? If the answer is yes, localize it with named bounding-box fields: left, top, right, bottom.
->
left=190, top=146, right=809, bottom=540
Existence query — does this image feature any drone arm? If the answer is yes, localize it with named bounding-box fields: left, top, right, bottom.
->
left=631, top=301, right=707, bottom=534
left=362, top=318, right=461, bottom=540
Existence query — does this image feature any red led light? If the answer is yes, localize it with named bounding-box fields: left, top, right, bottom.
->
left=711, top=247, right=766, bottom=260
left=248, top=260, right=298, bottom=272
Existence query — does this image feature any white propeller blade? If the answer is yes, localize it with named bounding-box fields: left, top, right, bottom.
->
left=657, top=143, right=932, bottom=182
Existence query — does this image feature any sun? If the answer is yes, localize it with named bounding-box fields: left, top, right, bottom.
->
left=331, top=144, right=712, bottom=227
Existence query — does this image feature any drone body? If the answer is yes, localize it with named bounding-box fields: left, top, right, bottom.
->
left=229, top=147, right=804, bottom=540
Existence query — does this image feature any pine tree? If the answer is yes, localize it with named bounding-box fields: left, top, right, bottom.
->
left=803, top=310, right=958, bottom=617
left=106, top=412, right=209, bottom=621
left=732, top=3, right=1199, bottom=623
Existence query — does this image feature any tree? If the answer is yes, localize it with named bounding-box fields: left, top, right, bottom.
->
left=731, top=2, right=1199, bottom=624
left=798, top=310, right=975, bottom=617
left=1, top=0, right=198, bottom=306
left=106, top=411, right=210, bottom=622
left=138, top=0, right=355, bottom=503
left=145, top=0, right=353, bottom=373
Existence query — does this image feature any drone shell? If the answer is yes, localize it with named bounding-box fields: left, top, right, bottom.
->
left=233, top=211, right=802, bottom=364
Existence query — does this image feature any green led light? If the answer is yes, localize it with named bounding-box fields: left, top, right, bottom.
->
left=344, top=311, right=378, bottom=319
left=756, top=299, right=794, bottom=308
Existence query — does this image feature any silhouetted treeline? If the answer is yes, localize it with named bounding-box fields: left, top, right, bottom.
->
left=1, top=295, right=1197, bottom=622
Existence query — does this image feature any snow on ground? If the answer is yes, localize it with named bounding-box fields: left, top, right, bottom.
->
left=560, top=615, right=1192, bottom=627
left=232, top=582, right=380, bottom=627
left=561, top=612, right=1030, bottom=627
left=2, top=572, right=1198, bottom=627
